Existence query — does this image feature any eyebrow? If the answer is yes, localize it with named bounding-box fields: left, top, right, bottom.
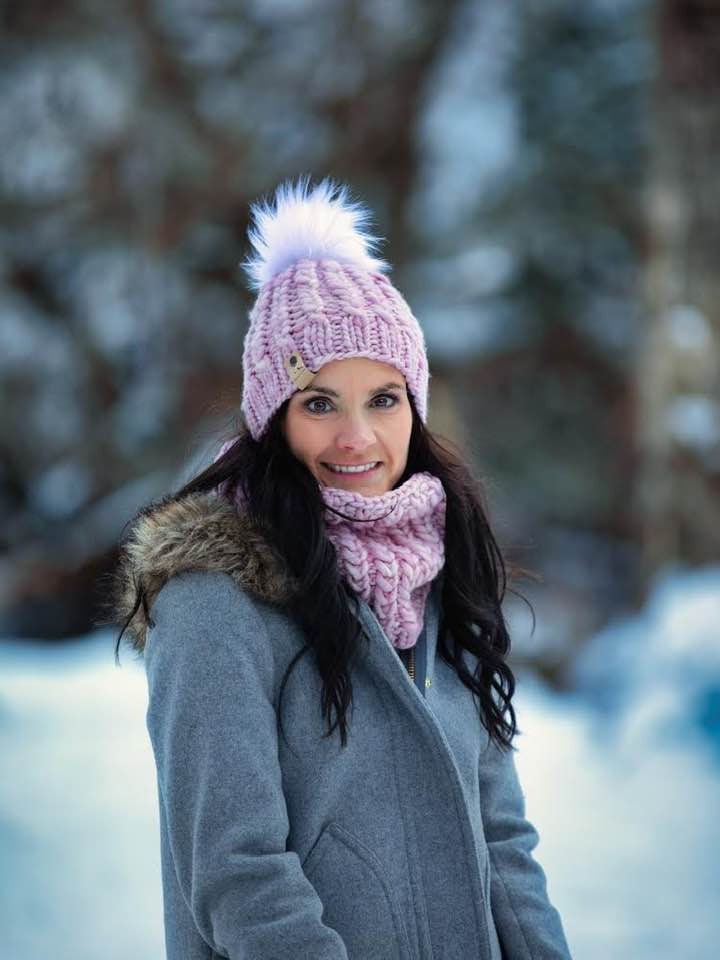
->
left=302, top=381, right=407, bottom=398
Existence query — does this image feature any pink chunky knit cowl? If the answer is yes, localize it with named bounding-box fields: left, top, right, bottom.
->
left=322, top=472, right=446, bottom=650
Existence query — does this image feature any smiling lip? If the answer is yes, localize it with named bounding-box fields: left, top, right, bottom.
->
left=322, top=461, right=381, bottom=476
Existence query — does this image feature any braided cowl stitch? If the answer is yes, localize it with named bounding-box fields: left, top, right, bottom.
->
left=323, top=471, right=446, bottom=650
left=241, top=257, right=429, bottom=440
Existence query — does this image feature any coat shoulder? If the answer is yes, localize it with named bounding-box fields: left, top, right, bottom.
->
left=148, top=568, right=281, bottom=669
left=106, top=490, right=296, bottom=654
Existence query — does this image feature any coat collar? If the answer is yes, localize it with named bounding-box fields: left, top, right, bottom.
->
left=111, top=491, right=297, bottom=654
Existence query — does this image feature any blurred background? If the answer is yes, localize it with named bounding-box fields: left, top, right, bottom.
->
left=1, top=0, right=719, bottom=956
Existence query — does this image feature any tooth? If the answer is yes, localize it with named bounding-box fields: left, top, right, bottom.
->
left=329, top=462, right=376, bottom=473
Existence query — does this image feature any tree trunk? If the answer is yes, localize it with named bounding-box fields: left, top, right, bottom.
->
left=636, top=0, right=720, bottom=587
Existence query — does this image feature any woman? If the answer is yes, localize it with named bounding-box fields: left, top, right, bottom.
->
left=109, top=177, right=572, bottom=959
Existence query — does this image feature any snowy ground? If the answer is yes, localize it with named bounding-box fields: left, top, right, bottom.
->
left=1, top=566, right=718, bottom=959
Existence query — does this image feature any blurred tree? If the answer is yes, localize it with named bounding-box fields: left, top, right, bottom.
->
left=0, top=0, right=460, bottom=638
left=637, top=0, right=720, bottom=581
left=405, top=0, right=652, bottom=664
left=4, top=0, right=714, bottom=670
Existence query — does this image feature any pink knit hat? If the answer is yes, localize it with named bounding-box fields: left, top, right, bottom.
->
left=239, top=176, right=429, bottom=440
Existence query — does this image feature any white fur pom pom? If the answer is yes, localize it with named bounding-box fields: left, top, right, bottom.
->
left=241, top=175, right=390, bottom=291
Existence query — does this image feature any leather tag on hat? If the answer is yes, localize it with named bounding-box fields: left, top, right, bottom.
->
left=284, top=350, right=316, bottom=389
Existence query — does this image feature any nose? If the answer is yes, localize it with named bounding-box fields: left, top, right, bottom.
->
left=334, top=411, right=375, bottom=453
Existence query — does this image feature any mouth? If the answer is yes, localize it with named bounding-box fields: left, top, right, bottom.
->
left=321, top=461, right=382, bottom=477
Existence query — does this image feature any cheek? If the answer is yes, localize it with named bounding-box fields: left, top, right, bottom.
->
left=401, top=407, right=412, bottom=455
left=391, top=409, right=413, bottom=457
left=285, top=410, right=324, bottom=464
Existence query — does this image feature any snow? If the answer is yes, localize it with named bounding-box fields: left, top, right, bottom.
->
left=515, top=677, right=720, bottom=959
left=0, top=637, right=163, bottom=958
left=663, top=304, right=713, bottom=352
left=1, top=566, right=718, bottom=958
left=571, top=564, right=720, bottom=757
left=666, top=395, right=720, bottom=456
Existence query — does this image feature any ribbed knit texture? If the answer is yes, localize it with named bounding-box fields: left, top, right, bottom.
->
left=241, top=257, right=429, bottom=440
left=322, top=472, right=446, bottom=650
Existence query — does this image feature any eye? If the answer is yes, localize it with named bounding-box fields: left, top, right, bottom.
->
left=371, top=392, right=399, bottom=408
left=303, top=396, right=334, bottom=414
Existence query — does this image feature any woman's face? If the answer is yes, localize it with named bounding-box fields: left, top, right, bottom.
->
left=284, top=357, right=413, bottom=496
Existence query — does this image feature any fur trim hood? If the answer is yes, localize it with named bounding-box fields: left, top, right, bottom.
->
left=107, top=492, right=297, bottom=654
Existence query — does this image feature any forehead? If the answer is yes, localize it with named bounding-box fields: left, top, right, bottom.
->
left=308, top=356, right=405, bottom=387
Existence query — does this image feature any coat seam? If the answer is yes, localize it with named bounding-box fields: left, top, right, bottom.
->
left=327, top=823, right=414, bottom=959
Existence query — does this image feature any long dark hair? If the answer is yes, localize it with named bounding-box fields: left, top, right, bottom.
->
left=114, top=396, right=532, bottom=753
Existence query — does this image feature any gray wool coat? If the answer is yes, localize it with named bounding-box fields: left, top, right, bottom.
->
left=114, top=491, right=572, bottom=960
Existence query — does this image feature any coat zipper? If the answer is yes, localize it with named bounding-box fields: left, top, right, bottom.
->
left=401, top=644, right=415, bottom=682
